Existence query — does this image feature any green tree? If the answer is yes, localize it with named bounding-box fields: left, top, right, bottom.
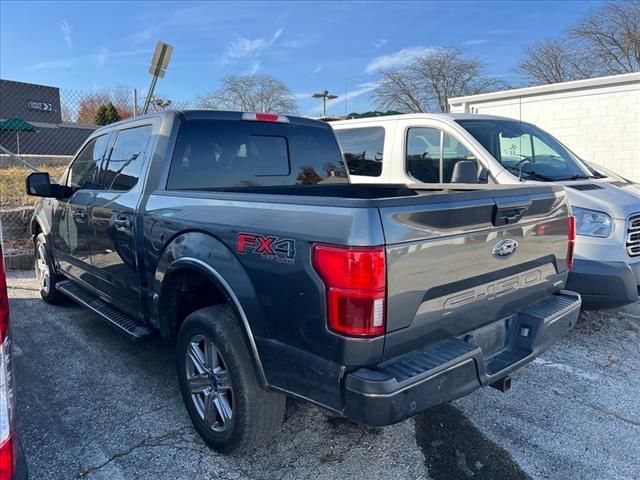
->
left=94, top=102, right=121, bottom=125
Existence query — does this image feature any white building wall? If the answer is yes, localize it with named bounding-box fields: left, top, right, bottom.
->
left=449, top=73, right=640, bottom=181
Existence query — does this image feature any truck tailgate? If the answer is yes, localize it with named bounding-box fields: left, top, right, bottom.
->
left=379, top=185, right=571, bottom=360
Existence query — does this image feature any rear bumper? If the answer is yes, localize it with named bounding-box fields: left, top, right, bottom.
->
left=566, top=259, right=639, bottom=310
left=344, top=291, right=581, bottom=426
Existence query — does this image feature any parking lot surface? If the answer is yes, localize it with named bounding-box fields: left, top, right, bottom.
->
left=7, top=270, right=640, bottom=480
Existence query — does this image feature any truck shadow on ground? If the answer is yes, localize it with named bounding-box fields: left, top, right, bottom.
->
left=414, top=404, right=530, bottom=480
left=310, top=405, right=530, bottom=480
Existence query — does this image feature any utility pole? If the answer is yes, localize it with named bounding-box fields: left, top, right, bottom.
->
left=312, top=90, right=338, bottom=117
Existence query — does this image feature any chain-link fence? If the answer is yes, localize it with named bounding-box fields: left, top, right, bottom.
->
left=0, top=78, right=325, bottom=255
left=0, top=79, right=187, bottom=254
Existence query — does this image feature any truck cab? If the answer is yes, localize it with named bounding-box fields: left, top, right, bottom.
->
left=332, top=113, right=640, bottom=309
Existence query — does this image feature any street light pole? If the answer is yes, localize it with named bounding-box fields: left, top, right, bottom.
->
left=312, top=89, right=338, bottom=117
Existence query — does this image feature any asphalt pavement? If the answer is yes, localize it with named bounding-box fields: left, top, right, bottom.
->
left=7, top=270, right=640, bottom=480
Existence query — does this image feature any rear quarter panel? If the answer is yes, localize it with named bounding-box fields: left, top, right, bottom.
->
left=143, top=191, right=386, bottom=363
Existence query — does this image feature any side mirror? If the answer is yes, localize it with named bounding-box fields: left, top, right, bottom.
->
left=478, top=166, right=490, bottom=184
left=25, top=172, right=71, bottom=199
left=26, top=172, right=53, bottom=197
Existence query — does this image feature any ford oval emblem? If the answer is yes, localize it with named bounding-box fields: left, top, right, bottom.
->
left=492, top=239, right=518, bottom=258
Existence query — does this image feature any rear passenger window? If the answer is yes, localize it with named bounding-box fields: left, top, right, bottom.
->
left=406, top=129, right=479, bottom=183
left=406, top=127, right=442, bottom=183
left=167, top=119, right=347, bottom=190
left=334, top=127, right=384, bottom=177
left=103, top=125, right=153, bottom=191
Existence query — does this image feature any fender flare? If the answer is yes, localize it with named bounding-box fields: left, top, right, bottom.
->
left=153, top=232, right=268, bottom=385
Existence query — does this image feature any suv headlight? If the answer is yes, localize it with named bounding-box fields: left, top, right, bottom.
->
left=573, top=207, right=613, bottom=238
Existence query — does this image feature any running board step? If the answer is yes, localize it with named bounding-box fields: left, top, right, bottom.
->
left=56, top=280, right=152, bottom=341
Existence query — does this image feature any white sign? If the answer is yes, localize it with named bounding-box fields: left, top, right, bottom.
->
left=149, top=41, right=173, bottom=79
left=27, top=101, right=52, bottom=112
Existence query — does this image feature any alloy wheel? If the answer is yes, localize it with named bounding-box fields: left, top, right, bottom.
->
left=35, top=243, right=50, bottom=294
left=185, top=334, right=233, bottom=433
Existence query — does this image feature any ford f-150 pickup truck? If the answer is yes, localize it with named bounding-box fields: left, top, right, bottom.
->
left=26, top=110, right=580, bottom=453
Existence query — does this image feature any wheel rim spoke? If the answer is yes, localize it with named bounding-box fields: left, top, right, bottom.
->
left=187, top=341, right=207, bottom=374
left=214, top=394, right=232, bottom=426
left=203, top=392, right=217, bottom=426
left=204, top=340, right=219, bottom=371
left=188, top=374, right=211, bottom=394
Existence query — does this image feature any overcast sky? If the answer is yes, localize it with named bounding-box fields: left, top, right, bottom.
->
left=0, top=0, right=603, bottom=114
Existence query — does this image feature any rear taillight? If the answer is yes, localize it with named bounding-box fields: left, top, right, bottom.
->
left=0, top=438, right=13, bottom=480
left=0, top=244, right=16, bottom=480
left=312, top=245, right=386, bottom=337
left=567, top=215, right=576, bottom=270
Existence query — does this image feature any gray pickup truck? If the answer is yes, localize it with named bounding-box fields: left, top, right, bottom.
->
left=26, top=110, right=580, bottom=453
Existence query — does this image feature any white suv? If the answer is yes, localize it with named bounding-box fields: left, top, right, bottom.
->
left=332, top=113, right=640, bottom=310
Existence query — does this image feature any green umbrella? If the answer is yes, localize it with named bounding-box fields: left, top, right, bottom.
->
left=0, top=118, right=40, bottom=155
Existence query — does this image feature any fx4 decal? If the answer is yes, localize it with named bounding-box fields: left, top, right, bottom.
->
left=236, top=233, right=296, bottom=265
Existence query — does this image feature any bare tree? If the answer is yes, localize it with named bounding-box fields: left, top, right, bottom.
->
left=197, top=74, right=298, bottom=114
left=372, top=70, right=430, bottom=113
left=571, top=0, right=640, bottom=75
left=110, top=84, right=135, bottom=119
left=372, top=48, right=508, bottom=113
left=519, top=1, right=640, bottom=85
left=519, top=38, right=598, bottom=84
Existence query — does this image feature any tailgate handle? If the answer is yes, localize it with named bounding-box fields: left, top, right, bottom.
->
left=493, top=200, right=531, bottom=226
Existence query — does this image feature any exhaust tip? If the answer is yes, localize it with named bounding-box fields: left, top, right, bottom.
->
left=490, top=376, right=512, bottom=393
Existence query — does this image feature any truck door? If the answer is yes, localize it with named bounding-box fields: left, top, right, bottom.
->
left=52, top=133, right=111, bottom=279
left=86, top=123, right=154, bottom=318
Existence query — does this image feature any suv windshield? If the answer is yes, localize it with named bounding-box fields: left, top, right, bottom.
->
left=456, top=119, right=595, bottom=181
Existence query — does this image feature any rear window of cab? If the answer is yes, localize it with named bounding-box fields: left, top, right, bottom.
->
left=167, top=120, right=348, bottom=190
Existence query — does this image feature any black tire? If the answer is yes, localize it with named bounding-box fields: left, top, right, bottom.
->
left=176, top=305, right=285, bottom=454
left=34, top=233, right=66, bottom=305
